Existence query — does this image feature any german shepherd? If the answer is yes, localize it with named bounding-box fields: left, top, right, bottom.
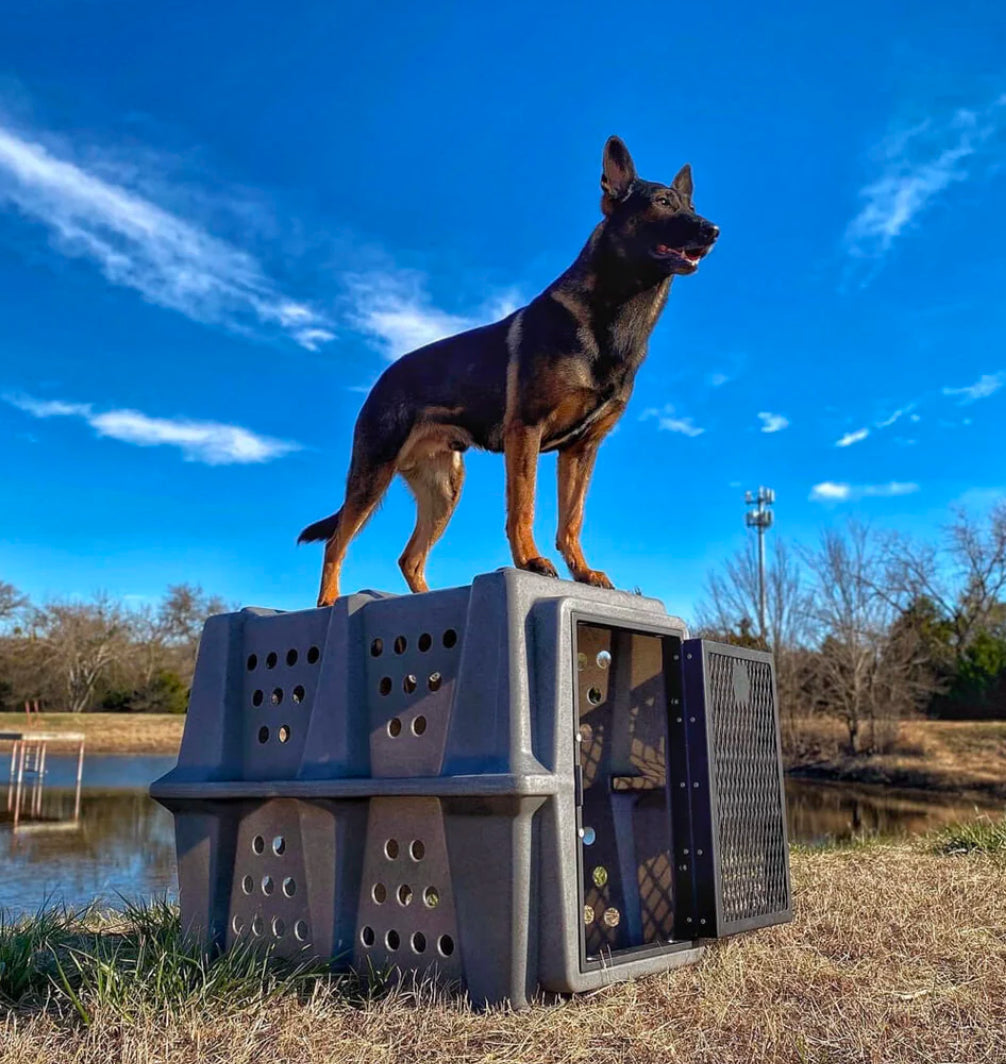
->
left=300, top=136, right=718, bottom=606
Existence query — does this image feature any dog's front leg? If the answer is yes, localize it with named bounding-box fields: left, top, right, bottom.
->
left=556, top=437, right=614, bottom=589
left=504, top=422, right=558, bottom=578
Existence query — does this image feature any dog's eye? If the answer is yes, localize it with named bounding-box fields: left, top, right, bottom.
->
left=656, top=196, right=671, bottom=207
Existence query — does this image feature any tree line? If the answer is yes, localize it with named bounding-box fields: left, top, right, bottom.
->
left=3, top=502, right=1004, bottom=735
left=696, top=503, right=1006, bottom=756
left=0, top=584, right=227, bottom=714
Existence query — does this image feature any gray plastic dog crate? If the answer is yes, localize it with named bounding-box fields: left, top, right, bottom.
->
left=151, top=568, right=791, bottom=1008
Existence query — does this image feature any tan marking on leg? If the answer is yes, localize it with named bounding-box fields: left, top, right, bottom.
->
left=317, top=462, right=396, bottom=607
left=399, top=449, right=465, bottom=593
left=554, top=405, right=626, bottom=588
left=504, top=421, right=556, bottom=577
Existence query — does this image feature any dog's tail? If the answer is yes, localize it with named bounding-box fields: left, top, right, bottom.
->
left=298, top=508, right=342, bottom=544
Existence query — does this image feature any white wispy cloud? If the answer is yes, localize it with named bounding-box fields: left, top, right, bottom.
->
left=836, top=427, right=870, bottom=447
left=707, top=371, right=730, bottom=388
left=344, top=270, right=519, bottom=360
left=757, top=411, right=789, bottom=433
left=0, top=123, right=334, bottom=349
left=942, top=370, right=1005, bottom=404
left=845, top=96, right=1006, bottom=269
left=658, top=416, right=704, bottom=437
left=876, top=407, right=908, bottom=428
left=639, top=403, right=705, bottom=437
left=810, top=480, right=919, bottom=503
left=5, top=393, right=299, bottom=464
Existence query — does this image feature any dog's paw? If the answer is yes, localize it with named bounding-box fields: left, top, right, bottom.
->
left=521, top=556, right=559, bottom=579
left=576, top=569, right=614, bottom=590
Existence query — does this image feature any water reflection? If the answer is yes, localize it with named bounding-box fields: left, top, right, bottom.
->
left=1, top=755, right=178, bottom=917
left=786, top=777, right=1002, bottom=845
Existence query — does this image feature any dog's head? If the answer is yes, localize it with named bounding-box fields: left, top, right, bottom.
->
left=600, top=136, right=718, bottom=277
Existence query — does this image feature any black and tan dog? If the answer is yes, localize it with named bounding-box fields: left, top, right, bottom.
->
left=300, top=136, right=718, bottom=606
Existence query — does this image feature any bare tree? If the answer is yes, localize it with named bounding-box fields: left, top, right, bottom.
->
left=695, top=537, right=813, bottom=750
left=696, top=537, right=809, bottom=651
left=882, top=502, right=1006, bottom=660
left=156, top=584, right=228, bottom=680
left=29, top=595, right=133, bottom=713
left=801, top=522, right=937, bottom=754
left=0, top=581, right=26, bottom=626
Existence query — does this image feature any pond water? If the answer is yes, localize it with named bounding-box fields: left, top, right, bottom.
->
left=1, top=757, right=1002, bottom=917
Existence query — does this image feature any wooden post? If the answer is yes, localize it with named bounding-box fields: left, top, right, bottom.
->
left=74, top=738, right=85, bottom=821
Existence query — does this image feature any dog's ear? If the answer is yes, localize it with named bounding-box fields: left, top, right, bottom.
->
left=671, top=163, right=694, bottom=200
left=601, top=136, right=636, bottom=209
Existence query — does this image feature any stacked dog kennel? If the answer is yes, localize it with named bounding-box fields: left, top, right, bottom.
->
left=152, top=568, right=791, bottom=1008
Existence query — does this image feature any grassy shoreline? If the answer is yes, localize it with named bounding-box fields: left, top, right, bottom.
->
left=3, top=831, right=1005, bottom=1063
left=785, top=719, right=1006, bottom=802
left=0, top=712, right=184, bottom=755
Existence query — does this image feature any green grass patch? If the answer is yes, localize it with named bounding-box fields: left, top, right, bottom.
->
left=0, top=899, right=353, bottom=1022
left=933, top=815, right=1006, bottom=857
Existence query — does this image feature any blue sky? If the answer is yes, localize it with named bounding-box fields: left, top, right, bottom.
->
left=1, top=0, right=1004, bottom=621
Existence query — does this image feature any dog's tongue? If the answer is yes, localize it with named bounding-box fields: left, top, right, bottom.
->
left=656, top=244, right=672, bottom=255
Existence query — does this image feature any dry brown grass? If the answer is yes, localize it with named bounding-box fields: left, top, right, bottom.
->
left=4, top=840, right=1006, bottom=1063
left=787, top=718, right=1006, bottom=800
left=0, top=713, right=183, bottom=755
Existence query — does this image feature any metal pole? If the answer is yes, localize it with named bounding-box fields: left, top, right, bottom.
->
left=745, top=487, right=775, bottom=644
left=758, top=513, right=767, bottom=640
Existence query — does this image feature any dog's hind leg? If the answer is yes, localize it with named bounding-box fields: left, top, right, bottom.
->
left=398, top=449, right=465, bottom=593
left=310, top=460, right=396, bottom=607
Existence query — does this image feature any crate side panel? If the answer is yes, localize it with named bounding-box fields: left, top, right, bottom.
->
left=353, top=797, right=463, bottom=981
left=364, top=588, right=470, bottom=777
left=240, top=610, right=332, bottom=780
